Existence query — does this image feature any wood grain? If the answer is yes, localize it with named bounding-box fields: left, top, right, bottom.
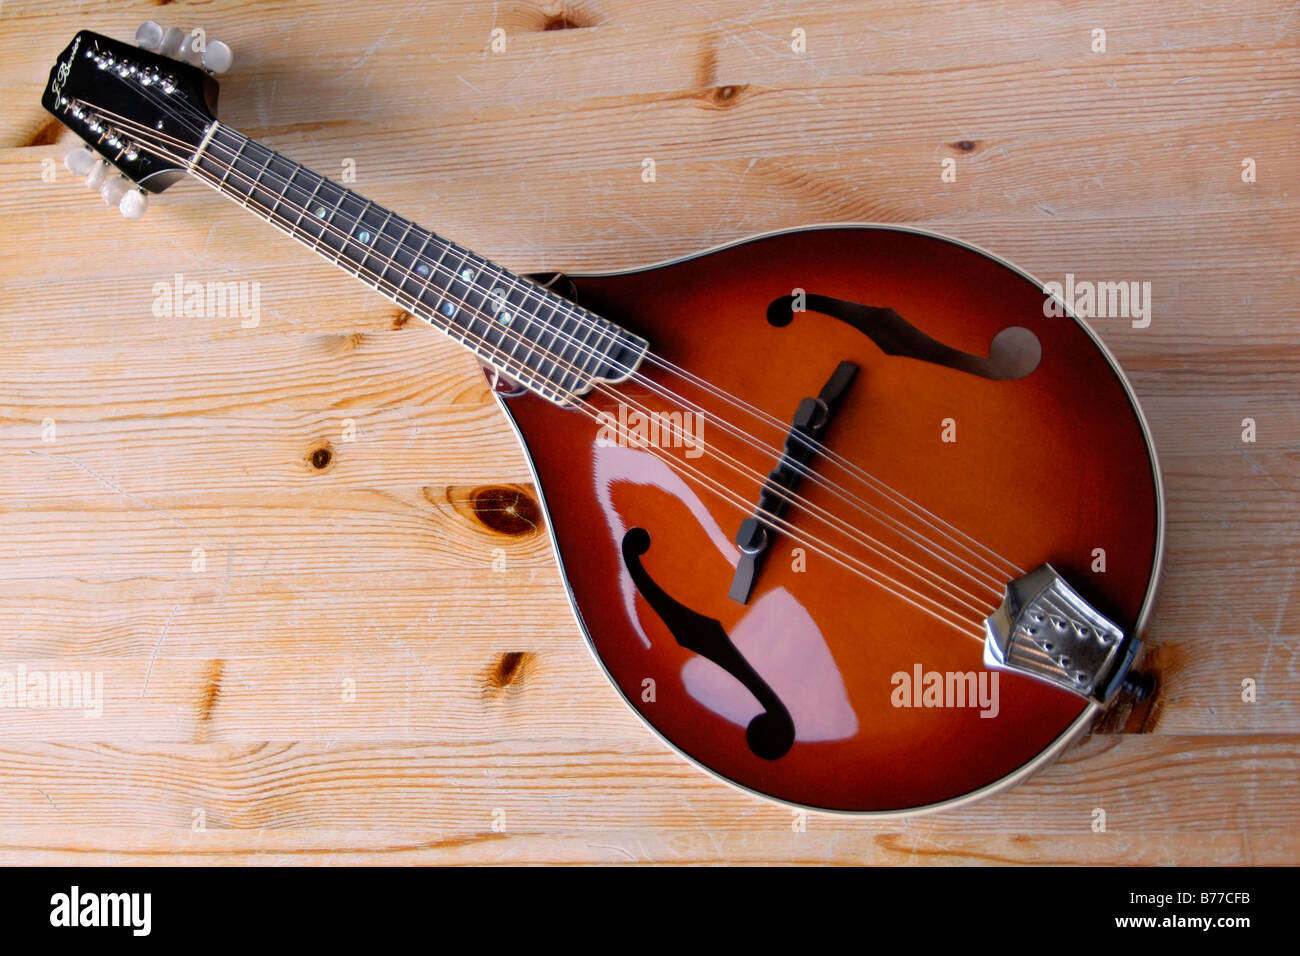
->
left=0, top=0, right=1296, bottom=863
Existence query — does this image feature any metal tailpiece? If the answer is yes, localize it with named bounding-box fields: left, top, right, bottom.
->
left=984, top=564, right=1140, bottom=703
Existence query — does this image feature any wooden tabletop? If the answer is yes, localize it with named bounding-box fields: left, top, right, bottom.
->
left=0, top=0, right=1296, bottom=864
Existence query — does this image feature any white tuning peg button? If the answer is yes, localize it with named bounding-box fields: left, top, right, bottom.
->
left=136, top=20, right=164, bottom=52
left=65, top=145, right=96, bottom=176
left=178, top=34, right=205, bottom=67
left=202, top=40, right=234, bottom=74
left=101, top=176, right=129, bottom=208
left=85, top=160, right=108, bottom=190
left=160, top=26, right=184, bottom=58
left=119, top=189, right=148, bottom=220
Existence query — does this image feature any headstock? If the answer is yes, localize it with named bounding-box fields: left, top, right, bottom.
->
left=42, top=24, right=234, bottom=218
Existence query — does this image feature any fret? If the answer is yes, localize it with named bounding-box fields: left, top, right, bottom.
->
left=341, top=197, right=373, bottom=270
left=522, top=281, right=559, bottom=364
left=215, top=132, right=247, bottom=190
left=393, top=229, right=436, bottom=313
left=573, top=307, right=614, bottom=382
left=434, top=245, right=480, bottom=333
left=411, top=237, right=451, bottom=317
left=352, top=202, right=391, bottom=281
left=241, top=146, right=276, bottom=209
left=462, top=263, right=501, bottom=352
left=496, top=278, right=538, bottom=376
left=474, top=270, right=519, bottom=379
left=474, top=262, right=518, bottom=358
left=496, top=280, right=533, bottom=365
left=529, top=291, right=570, bottom=389
left=327, top=194, right=369, bottom=268
left=267, top=161, right=307, bottom=224
left=370, top=216, right=415, bottom=302
left=198, top=131, right=648, bottom=405
left=291, top=173, right=325, bottom=231
left=419, top=239, right=462, bottom=338
left=303, top=180, right=348, bottom=252
left=498, top=280, right=545, bottom=390
left=555, top=303, right=592, bottom=395
left=263, top=155, right=302, bottom=226
left=506, top=291, right=549, bottom=390
left=355, top=208, right=396, bottom=289
left=408, top=235, right=463, bottom=337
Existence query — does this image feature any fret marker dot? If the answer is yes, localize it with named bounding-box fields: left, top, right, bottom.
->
left=498, top=312, right=512, bottom=325
left=313, top=206, right=326, bottom=218
left=416, top=263, right=430, bottom=276
left=441, top=302, right=456, bottom=317
left=358, top=230, right=372, bottom=243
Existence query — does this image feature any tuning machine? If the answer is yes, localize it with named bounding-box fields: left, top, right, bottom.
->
left=64, top=145, right=149, bottom=219
left=135, top=20, right=233, bottom=74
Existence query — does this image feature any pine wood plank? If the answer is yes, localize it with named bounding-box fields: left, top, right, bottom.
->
left=0, top=0, right=1295, bottom=864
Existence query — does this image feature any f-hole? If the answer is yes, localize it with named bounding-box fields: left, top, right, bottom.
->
left=768, top=292, right=1041, bottom=381
left=622, top=527, right=796, bottom=760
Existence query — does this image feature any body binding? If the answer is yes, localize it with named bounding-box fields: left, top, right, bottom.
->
left=502, top=224, right=1162, bottom=814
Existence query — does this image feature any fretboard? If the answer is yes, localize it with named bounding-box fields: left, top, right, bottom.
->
left=191, top=125, right=648, bottom=404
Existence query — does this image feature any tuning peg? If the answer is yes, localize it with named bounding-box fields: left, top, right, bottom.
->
left=159, top=26, right=184, bottom=58
left=135, top=20, right=164, bottom=52
left=85, top=159, right=108, bottom=190
left=101, top=176, right=129, bottom=208
left=119, top=188, right=148, bottom=220
left=64, top=145, right=96, bottom=176
left=177, top=33, right=206, bottom=67
left=202, top=40, right=234, bottom=74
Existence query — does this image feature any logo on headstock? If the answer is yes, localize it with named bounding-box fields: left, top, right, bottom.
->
left=49, top=34, right=82, bottom=101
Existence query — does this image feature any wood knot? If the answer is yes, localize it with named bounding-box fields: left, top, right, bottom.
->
left=308, top=443, right=334, bottom=471
left=543, top=10, right=593, bottom=30
left=483, top=651, right=534, bottom=693
left=1091, top=641, right=1177, bottom=735
left=468, top=485, right=542, bottom=536
left=198, top=659, right=224, bottom=722
left=319, top=331, right=365, bottom=354
left=951, top=139, right=978, bottom=153
left=391, top=310, right=413, bottom=329
left=24, top=117, right=65, bottom=148
left=704, top=83, right=748, bottom=108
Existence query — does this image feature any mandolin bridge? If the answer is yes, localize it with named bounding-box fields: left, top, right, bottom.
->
left=984, top=565, right=1141, bottom=703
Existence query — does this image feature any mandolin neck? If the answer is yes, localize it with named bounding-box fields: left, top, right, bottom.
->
left=191, top=123, right=647, bottom=404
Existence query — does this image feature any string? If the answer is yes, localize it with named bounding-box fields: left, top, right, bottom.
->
left=73, top=80, right=1023, bottom=599
left=66, top=87, right=1013, bottom=637
left=71, top=74, right=1023, bottom=594
left=67, top=95, right=1001, bottom=634
left=70, top=97, right=1001, bottom=633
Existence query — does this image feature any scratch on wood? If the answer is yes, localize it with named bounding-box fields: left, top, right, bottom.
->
left=28, top=451, right=198, bottom=535
left=587, top=842, right=637, bottom=861
left=142, top=603, right=179, bottom=698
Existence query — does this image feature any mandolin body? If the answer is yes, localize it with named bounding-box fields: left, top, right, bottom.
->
left=501, top=225, right=1163, bottom=814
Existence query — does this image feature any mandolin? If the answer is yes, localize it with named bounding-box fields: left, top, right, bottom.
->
left=41, top=26, right=1163, bottom=814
